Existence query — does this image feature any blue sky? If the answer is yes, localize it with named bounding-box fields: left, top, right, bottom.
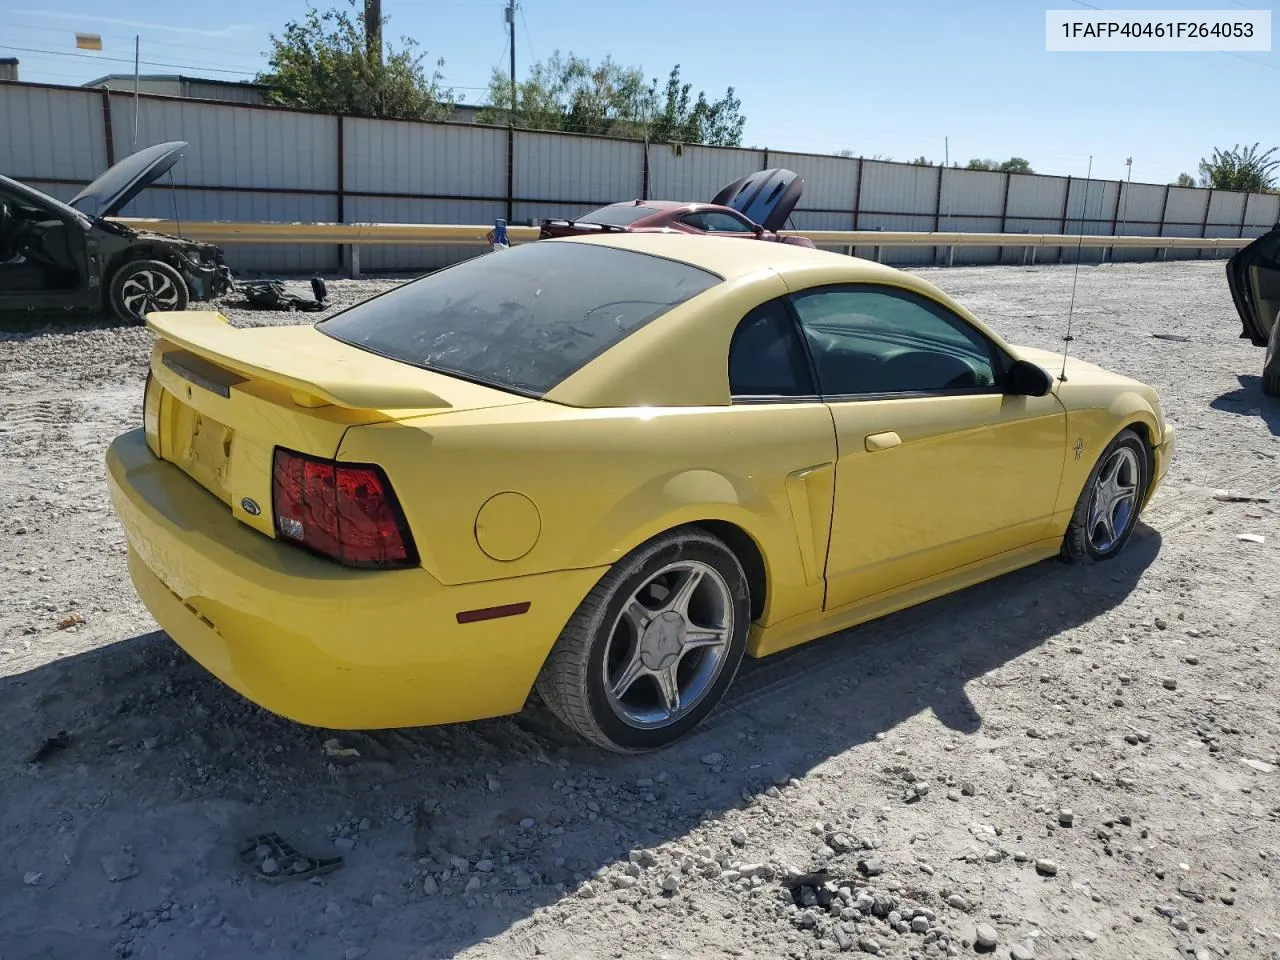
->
left=3, top=0, right=1276, bottom=185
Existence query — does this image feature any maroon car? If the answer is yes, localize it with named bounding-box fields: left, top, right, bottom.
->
left=539, top=167, right=815, bottom=248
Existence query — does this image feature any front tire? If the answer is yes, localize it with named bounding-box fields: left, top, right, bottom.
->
left=109, top=259, right=189, bottom=324
left=1061, top=428, right=1150, bottom=563
left=1262, top=314, right=1280, bottom=399
left=535, top=527, right=750, bottom=753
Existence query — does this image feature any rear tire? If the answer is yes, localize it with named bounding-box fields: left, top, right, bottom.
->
left=109, top=259, right=189, bottom=324
left=1060, top=428, right=1150, bottom=564
left=1263, top=315, right=1280, bottom=399
left=535, top=526, right=750, bottom=753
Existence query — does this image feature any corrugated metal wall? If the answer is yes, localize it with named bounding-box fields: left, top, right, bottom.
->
left=1, top=81, right=1274, bottom=277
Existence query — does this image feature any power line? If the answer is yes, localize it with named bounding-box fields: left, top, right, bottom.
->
left=518, top=2, right=535, bottom=65
left=2, top=21, right=268, bottom=63
left=0, top=43, right=259, bottom=76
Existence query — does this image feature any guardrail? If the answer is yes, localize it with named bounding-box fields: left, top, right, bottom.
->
left=111, top=218, right=1253, bottom=274
left=114, top=218, right=1256, bottom=250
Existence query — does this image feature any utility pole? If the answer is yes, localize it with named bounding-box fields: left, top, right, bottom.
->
left=505, top=0, right=516, bottom=123
left=132, top=35, right=140, bottom=148
left=1119, top=156, right=1132, bottom=235
left=364, top=0, right=382, bottom=66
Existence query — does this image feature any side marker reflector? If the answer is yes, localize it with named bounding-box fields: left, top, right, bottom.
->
left=455, top=602, right=532, bottom=625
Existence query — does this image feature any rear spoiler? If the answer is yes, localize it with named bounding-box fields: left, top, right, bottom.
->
left=146, top=311, right=453, bottom=412
left=539, top=218, right=629, bottom=233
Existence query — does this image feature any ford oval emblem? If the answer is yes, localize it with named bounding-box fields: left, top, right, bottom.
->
left=240, top=497, right=262, bottom=517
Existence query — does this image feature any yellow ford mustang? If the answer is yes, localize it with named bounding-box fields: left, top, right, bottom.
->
left=106, top=234, right=1174, bottom=752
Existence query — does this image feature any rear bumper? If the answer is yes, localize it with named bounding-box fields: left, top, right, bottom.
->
left=106, top=428, right=605, bottom=729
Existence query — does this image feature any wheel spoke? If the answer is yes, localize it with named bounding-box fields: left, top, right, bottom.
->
left=662, top=567, right=703, bottom=617
left=1100, top=454, right=1123, bottom=486
left=610, top=652, right=647, bottom=699
left=653, top=664, right=681, bottom=715
left=682, top=625, right=728, bottom=650
left=619, top=597, right=651, bottom=634
left=1096, top=502, right=1117, bottom=546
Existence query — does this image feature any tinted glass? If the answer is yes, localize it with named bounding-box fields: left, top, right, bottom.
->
left=578, top=204, right=663, bottom=226
left=728, top=300, right=815, bottom=397
left=684, top=212, right=755, bottom=234
left=319, top=241, right=721, bottom=396
left=791, top=286, right=999, bottom=396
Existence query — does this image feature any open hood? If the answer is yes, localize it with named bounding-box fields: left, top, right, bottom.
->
left=711, top=167, right=805, bottom=233
left=69, top=141, right=187, bottom=220
left=1226, top=226, right=1280, bottom=347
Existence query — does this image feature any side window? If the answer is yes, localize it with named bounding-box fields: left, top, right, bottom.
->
left=790, top=286, right=1002, bottom=398
left=728, top=299, right=816, bottom=399
left=683, top=211, right=756, bottom=234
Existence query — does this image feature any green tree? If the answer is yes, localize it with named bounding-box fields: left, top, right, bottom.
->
left=1173, top=172, right=1196, bottom=188
left=1198, top=143, right=1278, bottom=191
left=910, top=155, right=934, bottom=166
left=256, top=0, right=453, bottom=120
left=967, top=157, right=1033, bottom=173
left=479, top=53, right=746, bottom=146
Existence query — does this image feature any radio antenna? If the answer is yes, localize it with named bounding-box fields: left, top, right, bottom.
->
left=1059, top=154, right=1093, bottom=382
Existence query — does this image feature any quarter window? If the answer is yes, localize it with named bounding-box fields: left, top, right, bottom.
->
left=728, top=299, right=815, bottom=399
left=789, top=286, right=1001, bottom=397
left=682, top=211, right=756, bottom=234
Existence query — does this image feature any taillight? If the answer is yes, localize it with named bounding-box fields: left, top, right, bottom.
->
left=271, top=447, right=418, bottom=569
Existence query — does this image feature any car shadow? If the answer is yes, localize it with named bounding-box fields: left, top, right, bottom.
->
left=0, top=527, right=1161, bottom=959
left=1210, top=375, right=1280, bottom=435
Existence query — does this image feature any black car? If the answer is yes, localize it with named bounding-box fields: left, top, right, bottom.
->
left=1226, top=224, right=1280, bottom=397
left=0, top=141, right=233, bottom=324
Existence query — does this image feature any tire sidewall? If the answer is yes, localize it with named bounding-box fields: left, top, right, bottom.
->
left=1079, top=430, right=1150, bottom=561
left=582, top=534, right=750, bottom=751
left=109, top=260, right=189, bottom=324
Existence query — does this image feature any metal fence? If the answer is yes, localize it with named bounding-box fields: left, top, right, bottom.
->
left=3, top=79, right=1277, bottom=275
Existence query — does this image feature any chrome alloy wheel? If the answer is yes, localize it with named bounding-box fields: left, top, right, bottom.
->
left=120, top=269, right=181, bottom=318
left=601, top=559, right=734, bottom=728
left=1086, top=445, right=1141, bottom=553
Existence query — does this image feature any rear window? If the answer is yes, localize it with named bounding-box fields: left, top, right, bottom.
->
left=318, top=241, right=721, bottom=397
left=577, top=204, right=663, bottom=227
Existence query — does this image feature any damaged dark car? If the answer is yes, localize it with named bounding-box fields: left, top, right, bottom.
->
left=1226, top=223, right=1280, bottom=398
left=0, top=140, right=233, bottom=324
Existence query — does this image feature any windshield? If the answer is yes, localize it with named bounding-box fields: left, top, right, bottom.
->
left=577, top=204, right=664, bottom=227
left=318, top=241, right=721, bottom=397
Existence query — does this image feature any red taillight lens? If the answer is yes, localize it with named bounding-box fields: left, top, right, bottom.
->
left=271, top=448, right=417, bottom=568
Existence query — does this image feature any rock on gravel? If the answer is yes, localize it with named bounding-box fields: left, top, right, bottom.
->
left=974, top=923, right=999, bottom=948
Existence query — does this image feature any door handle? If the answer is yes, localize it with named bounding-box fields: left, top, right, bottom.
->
left=864, top=431, right=902, bottom=452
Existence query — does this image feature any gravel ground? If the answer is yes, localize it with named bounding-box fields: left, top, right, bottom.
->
left=1, top=260, right=1277, bottom=960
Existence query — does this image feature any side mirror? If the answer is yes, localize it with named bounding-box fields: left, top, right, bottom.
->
left=1005, top=359, right=1053, bottom=397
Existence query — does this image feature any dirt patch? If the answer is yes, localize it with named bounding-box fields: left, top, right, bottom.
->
left=1, top=261, right=1277, bottom=960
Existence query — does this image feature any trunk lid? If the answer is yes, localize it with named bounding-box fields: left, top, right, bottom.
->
left=145, top=311, right=530, bottom=539
left=70, top=140, right=187, bottom=220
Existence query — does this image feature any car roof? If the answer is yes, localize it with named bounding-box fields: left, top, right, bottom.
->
left=544, top=230, right=905, bottom=283
left=540, top=233, right=999, bottom=409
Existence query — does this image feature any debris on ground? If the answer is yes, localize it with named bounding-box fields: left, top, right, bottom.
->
left=238, top=832, right=344, bottom=883
left=25, top=731, right=70, bottom=764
